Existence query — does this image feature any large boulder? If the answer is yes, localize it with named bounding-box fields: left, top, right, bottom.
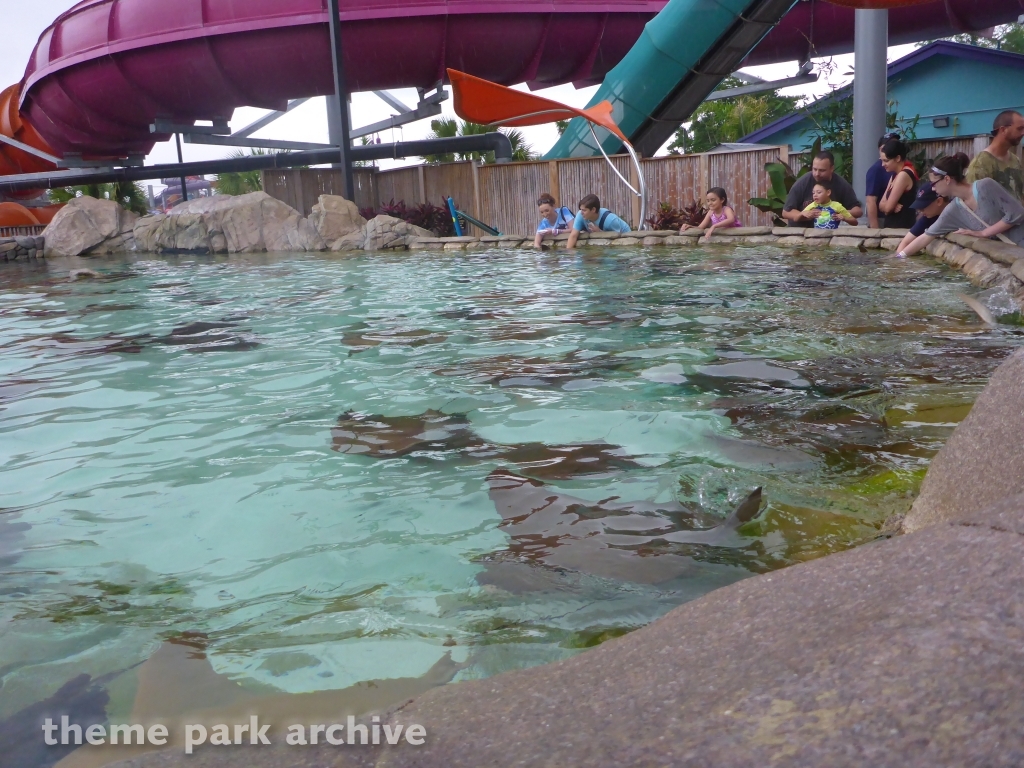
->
left=309, top=194, right=366, bottom=248
left=42, top=196, right=138, bottom=257
left=362, top=214, right=433, bottom=251
left=902, top=347, right=1024, bottom=533
left=133, top=192, right=325, bottom=254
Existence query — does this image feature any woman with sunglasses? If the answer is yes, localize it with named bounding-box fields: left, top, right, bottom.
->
left=893, top=152, right=1024, bottom=258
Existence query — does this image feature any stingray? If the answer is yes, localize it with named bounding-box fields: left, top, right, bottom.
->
left=0, top=508, right=30, bottom=569
left=480, top=468, right=764, bottom=586
left=342, top=327, right=447, bottom=350
left=331, top=412, right=642, bottom=477
left=0, top=674, right=111, bottom=768
left=153, top=320, right=259, bottom=352
left=331, top=410, right=477, bottom=457
left=51, top=634, right=465, bottom=768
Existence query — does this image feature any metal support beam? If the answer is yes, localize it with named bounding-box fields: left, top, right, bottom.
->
left=231, top=98, right=310, bottom=139
left=852, top=9, right=888, bottom=210
left=372, top=90, right=413, bottom=114
left=327, top=0, right=354, bottom=198
left=150, top=118, right=230, bottom=135
left=0, top=133, right=61, bottom=165
left=175, top=133, right=188, bottom=206
left=184, top=135, right=331, bottom=152
left=705, top=72, right=817, bottom=101
left=351, top=100, right=445, bottom=139
left=0, top=133, right=514, bottom=193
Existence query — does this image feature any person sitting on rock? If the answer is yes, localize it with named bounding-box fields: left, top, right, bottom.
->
left=566, top=194, right=631, bottom=248
left=893, top=152, right=1024, bottom=258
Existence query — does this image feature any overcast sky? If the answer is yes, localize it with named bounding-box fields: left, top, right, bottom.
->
left=5, top=2, right=918, bottom=178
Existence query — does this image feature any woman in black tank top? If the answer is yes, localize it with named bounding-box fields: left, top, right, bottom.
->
left=879, top=138, right=918, bottom=229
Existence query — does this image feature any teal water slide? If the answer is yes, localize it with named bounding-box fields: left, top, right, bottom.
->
left=547, top=0, right=799, bottom=159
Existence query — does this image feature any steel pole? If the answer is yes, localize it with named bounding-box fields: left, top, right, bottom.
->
left=327, top=0, right=354, bottom=199
left=175, top=133, right=188, bottom=206
left=852, top=9, right=888, bottom=213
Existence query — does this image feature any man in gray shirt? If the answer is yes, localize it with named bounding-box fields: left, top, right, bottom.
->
left=782, top=151, right=864, bottom=226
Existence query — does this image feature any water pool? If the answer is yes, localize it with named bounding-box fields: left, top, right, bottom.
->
left=1, top=246, right=1020, bottom=727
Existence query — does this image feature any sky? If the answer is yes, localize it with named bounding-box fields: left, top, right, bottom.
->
left=5, top=2, right=920, bottom=183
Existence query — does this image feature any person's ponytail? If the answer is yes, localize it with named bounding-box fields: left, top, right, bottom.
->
left=933, top=152, right=971, bottom=182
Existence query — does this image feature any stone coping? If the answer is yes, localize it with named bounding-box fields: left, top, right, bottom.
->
left=404, top=228, right=1024, bottom=308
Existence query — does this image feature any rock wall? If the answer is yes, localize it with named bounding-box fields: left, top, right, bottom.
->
left=30, top=199, right=1024, bottom=307
left=0, top=235, right=44, bottom=261
left=901, top=348, right=1024, bottom=533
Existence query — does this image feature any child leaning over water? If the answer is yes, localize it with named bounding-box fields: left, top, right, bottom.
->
left=532, top=193, right=575, bottom=249
left=566, top=194, right=631, bottom=248
left=802, top=179, right=858, bottom=229
left=681, top=187, right=741, bottom=241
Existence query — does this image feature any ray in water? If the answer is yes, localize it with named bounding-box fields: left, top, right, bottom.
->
left=51, top=633, right=465, bottom=768
left=0, top=675, right=110, bottom=768
left=0, top=508, right=30, bottom=569
left=152, top=319, right=259, bottom=352
left=330, top=412, right=642, bottom=477
left=331, top=410, right=477, bottom=457
left=479, top=469, right=764, bottom=587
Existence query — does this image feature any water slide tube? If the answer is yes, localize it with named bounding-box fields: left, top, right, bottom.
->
left=548, top=0, right=1024, bottom=158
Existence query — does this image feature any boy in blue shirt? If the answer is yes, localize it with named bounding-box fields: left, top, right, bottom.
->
left=566, top=194, right=631, bottom=248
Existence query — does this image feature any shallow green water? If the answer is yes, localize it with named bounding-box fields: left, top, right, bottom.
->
left=0, top=246, right=1020, bottom=715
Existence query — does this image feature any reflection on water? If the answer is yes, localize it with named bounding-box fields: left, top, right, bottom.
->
left=1, top=246, right=1020, bottom=763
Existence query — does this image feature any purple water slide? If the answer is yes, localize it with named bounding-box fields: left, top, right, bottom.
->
left=17, top=0, right=1023, bottom=160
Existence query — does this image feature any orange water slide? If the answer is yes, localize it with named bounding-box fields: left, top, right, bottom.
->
left=0, top=83, right=63, bottom=227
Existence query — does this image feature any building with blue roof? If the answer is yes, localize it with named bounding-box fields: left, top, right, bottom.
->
left=741, top=41, right=1024, bottom=149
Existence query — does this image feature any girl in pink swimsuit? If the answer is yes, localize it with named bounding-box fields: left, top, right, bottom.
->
left=680, top=187, right=742, bottom=241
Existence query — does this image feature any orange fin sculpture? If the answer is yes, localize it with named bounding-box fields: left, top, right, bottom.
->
left=447, top=69, right=647, bottom=229
left=448, top=69, right=627, bottom=142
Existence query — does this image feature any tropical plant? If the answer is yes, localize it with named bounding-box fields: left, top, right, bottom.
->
left=645, top=201, right=707, bottom=230
left=798, top=75, right=920, bottom=183
left=423, top=118, right=537, bottom=163
left=555, top=120, right=571, bottom=136
left=748, top=161, right=797, bottom=224
left=359, top=199, right=456, bottom=236
left=49, top=181, right=150, bottom=215
left=668, top=77, right=799, bottom=155
left=929, top=22, right=1024, bottom=53
left=214, top=148, right=266, bottom=195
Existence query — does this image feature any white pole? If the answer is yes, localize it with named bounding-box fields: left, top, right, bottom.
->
left=852, top=9, right=888, bottom=211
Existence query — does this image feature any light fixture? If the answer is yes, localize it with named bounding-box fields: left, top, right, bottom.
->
left=933, top=116, right=950, bottom=129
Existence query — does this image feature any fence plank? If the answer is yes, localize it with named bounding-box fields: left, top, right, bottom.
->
left=423, top=162, right=477, bottom=217
left=478, top=161, right=549, bottom=237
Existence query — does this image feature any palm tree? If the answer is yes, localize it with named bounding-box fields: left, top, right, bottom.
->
left=423, top=119, right=536, bottom=163
left=214, top=149, right=266, bottom=195
left=49, top=181, right=150, bottom=215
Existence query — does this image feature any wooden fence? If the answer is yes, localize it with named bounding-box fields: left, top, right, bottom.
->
left=262, top=145, right=790, bottom=234
left=0, top=225, right=46, bottom=238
